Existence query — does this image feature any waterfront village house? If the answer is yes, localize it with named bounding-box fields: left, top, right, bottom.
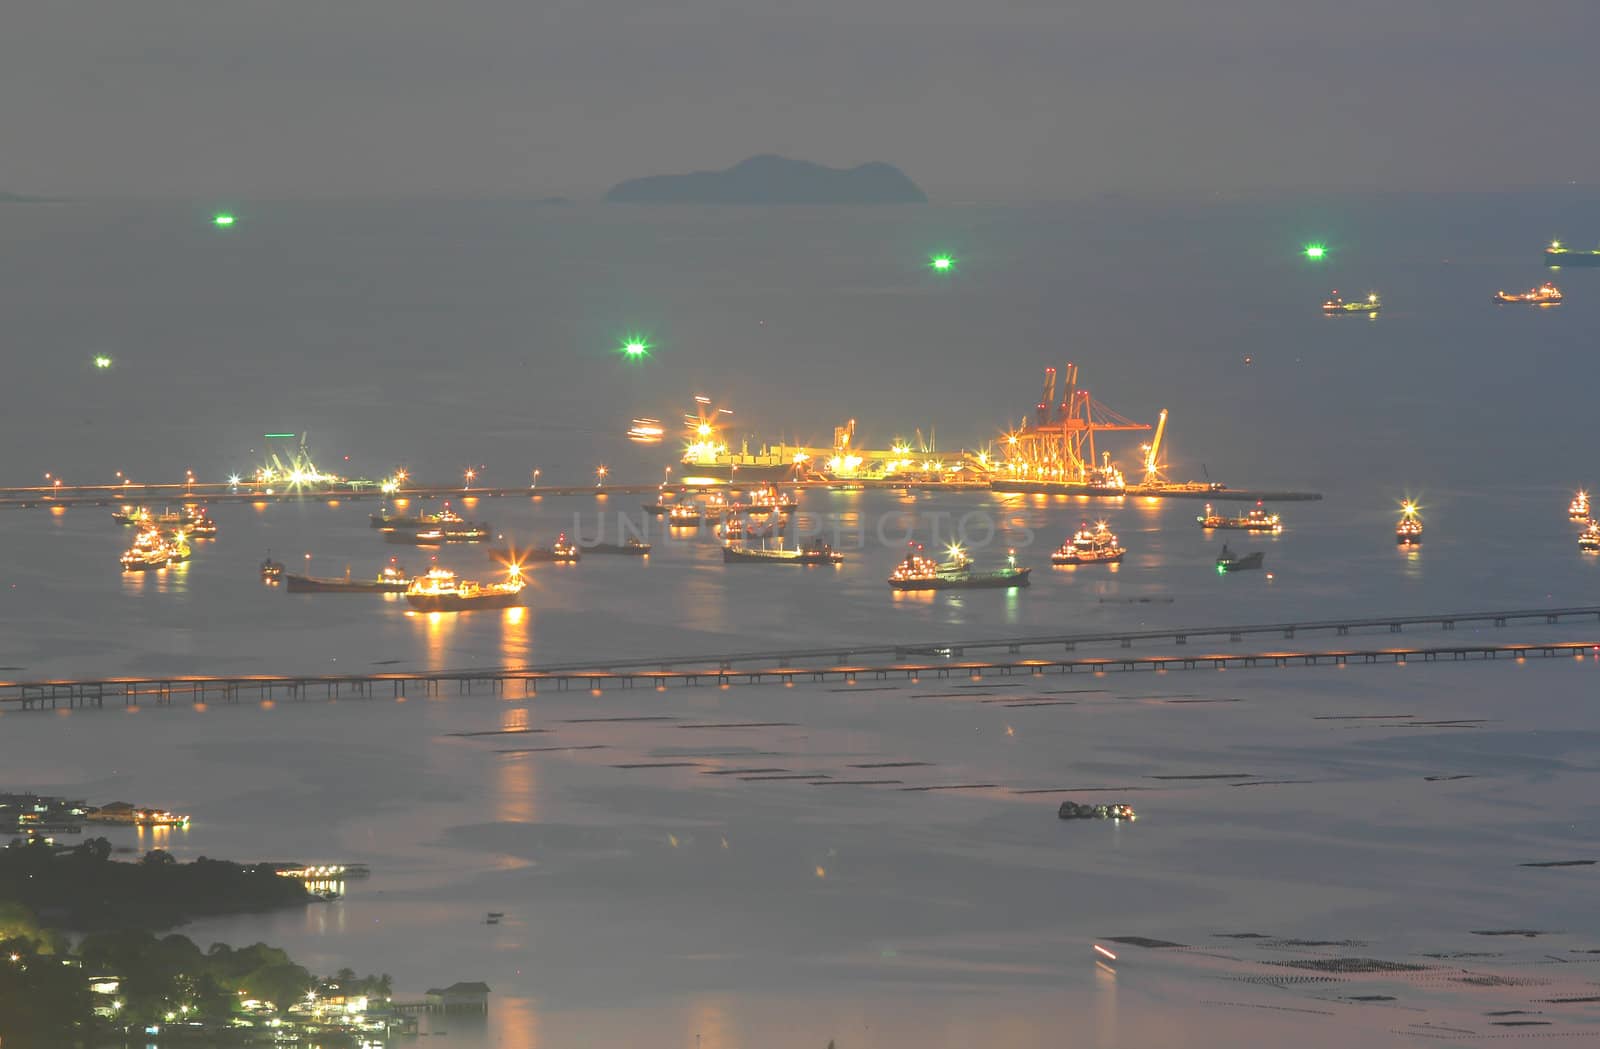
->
left=424, top=982, right=491, bottom=1011
left=92, top=801, right=137, bottom=823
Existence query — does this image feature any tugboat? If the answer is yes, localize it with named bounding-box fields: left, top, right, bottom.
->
left=120, top=527, right=171, bottom=571
left=887, top=545, right=1031, bottom=591
left=1215, top=544, right=1264, bottom=573
left=404, top=565, right=526, bottom=612
left=667, top=504, right=703, bottom=526
left=1580, top=520, right=1600, bottom=552
left=583, top=537, right=651, bottom=556
left=1495, top=282, right=1563, bottom=306
left=1197, top=502, right=1282, bottom=533
left=1544, top=240, right=1600, bottom=268
left=286, top=558, right=411, bottom=593
left=260, top=553, right=285, bottom=582
left=1569, top=490, right=1590, bottom=521
left=187, top=509, right=218, bottom=538
left=1058, top=801, right=1137, bottom=821
left=1396, top=501, right=1423, bottom=545
left=723, top=538, right=844, bottom=565
left=1051, top=521, right=1126, bottom=565
left=1322, top=290, right=1381, bottom=314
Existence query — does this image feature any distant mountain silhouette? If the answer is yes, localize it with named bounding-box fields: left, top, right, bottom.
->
left=605, top=155, right=927, bottom=204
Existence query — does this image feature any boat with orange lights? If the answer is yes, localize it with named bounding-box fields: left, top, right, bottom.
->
left=888, top=546, right=1030, bottom=591
left=523, top=533, right=581, bottom=562
left=120, top=527, right=171, bottom=571
left=1569, top=491, right=1590, bottom=520
left=260, top=553, right=285, bottom=582
left=1197, top=502, right=1282, bottom=532
left=1396, top=502, right=1423, bottom=545
left=667, top=504, right=703, bottom=526
left=1495, top=282, right=1562, bottom=306
left=112, top=505, right=152, bottom=527
left=404, top=566, right=525, bottom=612
left=723, top=538, right=843, bottom=565
left=286, top=559, right=410, bottom=593
left=384, top=506, right=489, bottom=544
left=164, top=531, right=192, bottom=564
left=1322, top=290, right=1381, bottom=314
left=1580, top=520, right=1600, bottom=552
left=1051, top=521, right=1126, bottom=565
left=188, top=509, right=218, bottom=537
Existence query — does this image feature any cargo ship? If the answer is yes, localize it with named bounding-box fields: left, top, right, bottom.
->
left=1396, top=501, right=1423, bottom=545
left=584, top=538, right=652, bottom=556
left=1322, top=290, right=1381, bottom=314
left=723, top=538, right=844, bottom=565
left=1216, top=545, right=1264, bottom=572
left=286, top=560, right=410, bottom=593
left=1051, top=521, right=1126, bottom=565
left=1544, top=240, right=1600, bottom=267
left=404, top=566, right=525, bottom=612
left=1197, top=502, right=1282, bottom=533
left=1570, top=490, right=1591, bottom=520
left=887, top=546, right=1031, bottom=591
left=384, top=507, right=489, bottom=545
left=1495, top=282, right=1563, bottom=305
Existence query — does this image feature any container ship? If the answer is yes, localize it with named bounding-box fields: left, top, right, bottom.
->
left=723, top=538, right=844, bottom=565
left=1544, top=241, right=1600, bottom=267
left=404, top=566, right=525, bottom=612
left=1494, top=282, right=1562, bottom=305
left=286, top=560, right=410, bottom=593
left=887, top=546, right=1030, bottom=591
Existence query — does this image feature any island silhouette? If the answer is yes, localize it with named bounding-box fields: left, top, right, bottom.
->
left=606, top=155, right=926, bottom=204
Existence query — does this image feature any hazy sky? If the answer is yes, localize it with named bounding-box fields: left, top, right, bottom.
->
left=6, top=1, right=1599, bottom=200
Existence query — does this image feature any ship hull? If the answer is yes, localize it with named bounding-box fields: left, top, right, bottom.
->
left=584, top=542, right=651, bottom=555
left=1546, top=251, right=1600, bottom=267
left=678, top=463, right=803, bottom=482
left=404, top=590, right=523, bottom=612
left=722, top=546, right=841, bottom=565
left=889, top=568, right=1031, bottom=591
left=1217, top=553, right=1264, bottom=572
left=1051, top=550, right=1125, bottom=565
left=285, top=575, right=408, bottom=593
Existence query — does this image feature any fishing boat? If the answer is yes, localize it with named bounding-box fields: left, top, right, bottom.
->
left=1580, top=520, right=1600, bottom=552
left=1215, top=545, right=1264, bottom=572
left=120, top=527, right=171, bottom=571
left=583, top=538, right=652, bottom=556
left=286, top=559, right=410, bottom=593
left=260, top=553, right=285, bottom=582
left=1321, top=290, right=1381, bottom=314
left=1494, top=282, right=1562, bottom=306
left=1396, top=501, right=1423, bottom=545
left=1197, top=501, right=1282, bottom=533
left=1569, top=490, right=1590, bottom=520
left=404, top=566, right=525, bottom=612
left=1051, top=521, right=1126, bottom=565
left=887, top=545, right=1031, bottom=591
left=723, top=538, right=843, bottom=565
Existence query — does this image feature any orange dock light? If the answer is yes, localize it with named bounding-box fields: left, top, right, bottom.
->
left=1093, top=944, right=1118, bottom=961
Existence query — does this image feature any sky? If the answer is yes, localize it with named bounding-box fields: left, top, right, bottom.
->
left=4, top=0, right=1600, bottom=201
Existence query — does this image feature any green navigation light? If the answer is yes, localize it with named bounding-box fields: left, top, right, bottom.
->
left=93, top=355, right=113, bottom=370
left=1303, top=244, right=1326, bottom=259
left=263, top=433, right=296, bottom=439
left=619, top=335, right=652, bottom=360
left=930, top=254, right=955, bottom=272
left=213, top=213, right=235, bottom=227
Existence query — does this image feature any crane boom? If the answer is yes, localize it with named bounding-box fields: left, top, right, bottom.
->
left=1144, top=409, right=1169, bottom=480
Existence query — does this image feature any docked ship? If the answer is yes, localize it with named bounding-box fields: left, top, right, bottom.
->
left=404, top=566, right=525, bottom=612
left=1569, top=490, right=1590, bottom=520
left=1085, top=454, right=1127, bottom=495
left=1396, top=501, right=1423, bottom=545
left=1197, top=502, right=1282, bottom=532
left=583, top=538, right=652, bottom=555
left=120, top=527, right=171, bottom=571
left=887, top=546, right=1031, bottom=591
left=1051, top=521, right=1126, bottom=565
left=723, top=538, right=843, bottom=565
left=1216, top=545, right=1264, bottom=572
left=1544, top=240, right=1600, bottom=267
left=1322, top=290, right=1381, bottom=314
left=1494, top=282, right=1563, bottom=305
left=286, top=560, right=410, bottom=593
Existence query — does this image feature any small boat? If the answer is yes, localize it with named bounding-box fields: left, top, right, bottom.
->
left=261, top=553, right=285, bottom=582
left=286, top=560, right=410, bottom=593
left=1322, top=290, right=1381, bottom=314
left=723, top=538, right=843, bottom=565
left=1580, top=520, right=1600, bottom=552
left=1051, top=521, right=1126, bottom=565
left=583, top=538, right=651, bottom=556
left=404, top=566, right=525, bottom=612
left=1197, top=501, right=1282, bottom=533
left=120, top=526, right=171, bottom=571
left=1216, top=545, right=1264, bottom=572
left=541, top=533, right=581, bottom=562
left=1544, top=240, right=1600, bottom=268
left=1058, top=801, right=1136, bottom=821
left=188, top=510, right=218, bottom=538
left=1570, top=490, right=1590, bottom=520
left=667, top=504, right=703, bottom=526
left=1494, top=282, right=1562, bottom=306
left=1396, top=501, right=1423, bottom=545
left=887, top=546, right=1031, bottom=591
